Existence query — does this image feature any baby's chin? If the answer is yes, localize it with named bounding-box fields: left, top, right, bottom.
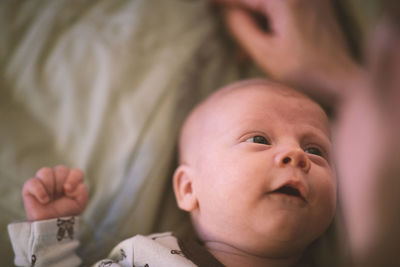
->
left=192, top=208, right=327, bottom=259
left=252, top=201, right=333, bottom=246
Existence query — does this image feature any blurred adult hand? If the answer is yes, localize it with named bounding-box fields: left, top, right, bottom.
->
left=214, top=0, right=362, bottom=104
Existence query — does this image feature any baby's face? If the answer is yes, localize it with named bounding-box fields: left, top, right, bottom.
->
left=181, top=83, right=336, bottom=257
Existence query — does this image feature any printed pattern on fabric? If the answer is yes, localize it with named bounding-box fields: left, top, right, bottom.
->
left=31, top=254, right=36, bottom=267
left=57, top=217, right=75, bottom=241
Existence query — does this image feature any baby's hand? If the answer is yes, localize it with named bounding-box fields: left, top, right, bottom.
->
left=22, top=165, right=88, bottom=221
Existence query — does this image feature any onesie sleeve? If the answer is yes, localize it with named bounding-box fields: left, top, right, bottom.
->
left=8, top=217, right=135, bottom=267
left=8, top=217, right=81, bottom=267
left=8, top=220, right=191, bottom=267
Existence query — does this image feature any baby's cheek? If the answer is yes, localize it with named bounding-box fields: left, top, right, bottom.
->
left=325, top=175, right=337, bottom=208
left=313, top=174, right=337, bottom=216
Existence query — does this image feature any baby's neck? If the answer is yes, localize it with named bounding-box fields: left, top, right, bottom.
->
left=204, top=241, right=303, bottom=267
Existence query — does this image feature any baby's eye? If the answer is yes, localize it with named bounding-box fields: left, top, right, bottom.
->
left=245, top=136, right=270, bottom=145
left=304, top=147, right=323, bottom=157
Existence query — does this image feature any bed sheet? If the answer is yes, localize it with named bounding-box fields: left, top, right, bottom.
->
left=0, top=0, right=249, bottom=265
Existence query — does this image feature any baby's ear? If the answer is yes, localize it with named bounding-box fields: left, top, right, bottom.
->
left=173, top=165, right=198, bottom=212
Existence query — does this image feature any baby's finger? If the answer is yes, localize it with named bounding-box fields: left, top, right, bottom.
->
left=22, top=178, right=50, bottom=204
left=64, top=168, right=84, bottom=193
left=36, top=167, right=55, bottom=198
left=66, top=183, right=89, bottom=211
left=54, top=165, right=69, bottom=196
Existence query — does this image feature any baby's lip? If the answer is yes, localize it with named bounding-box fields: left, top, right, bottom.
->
left=269, top=180, right=308, bottom=202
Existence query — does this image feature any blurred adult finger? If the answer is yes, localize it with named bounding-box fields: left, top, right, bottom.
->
left=222, top=6, right=272, bottom=66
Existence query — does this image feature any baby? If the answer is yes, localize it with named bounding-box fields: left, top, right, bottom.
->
left=8, top=79, right=336, bottom=267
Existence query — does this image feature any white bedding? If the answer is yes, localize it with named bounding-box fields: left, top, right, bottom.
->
left=0, top=0, right=250, bottom=264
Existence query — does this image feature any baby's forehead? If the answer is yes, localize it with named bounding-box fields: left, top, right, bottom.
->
left=186, top=80, right=325, bottom=129
left=201, top=80, right=313, bottom=113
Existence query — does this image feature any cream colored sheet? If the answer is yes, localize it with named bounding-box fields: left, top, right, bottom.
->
left=0, top=0, right=247, bottom=265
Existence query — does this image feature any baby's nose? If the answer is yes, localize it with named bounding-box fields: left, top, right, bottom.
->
left=275, top=148, right=311, bottom=173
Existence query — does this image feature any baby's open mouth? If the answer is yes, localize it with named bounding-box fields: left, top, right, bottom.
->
left=272, top=185, right=305, bottom=201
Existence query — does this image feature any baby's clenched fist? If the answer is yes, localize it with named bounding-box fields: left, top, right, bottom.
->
left=22, top=165, right=88, bottom=221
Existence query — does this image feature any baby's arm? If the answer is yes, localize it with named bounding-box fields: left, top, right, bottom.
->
left=8, top=165, right=88, bottom=267
left=9, top=166, right=143, bottom=267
